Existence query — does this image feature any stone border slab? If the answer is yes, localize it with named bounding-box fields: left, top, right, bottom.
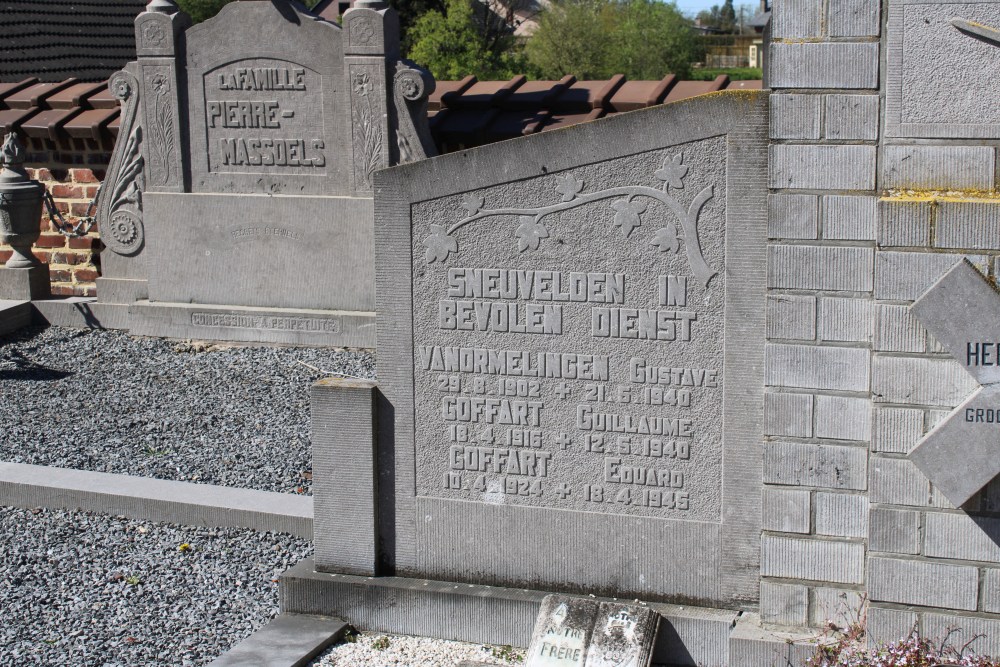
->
left=279, top=558, right=739, bottom=667
left=208, top=613, right=349, bottom=667
left=0, top=462, right=313, bottom=538
left=0, top=299, right=32, bottom=336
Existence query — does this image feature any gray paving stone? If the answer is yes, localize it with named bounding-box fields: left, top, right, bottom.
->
left=761, top=535, right=865, bottom=584
left=769, top=245, right=874, bottom=292
left=882, top=145, right=995, bottom=190
left=814, top=492, right=868, bottom=537
left=877, top=199, right=932, bottom=248
left=764, top=442, right=868, bottom=490
left=869, top=456, right=930, bottom=506
left=768, top=194, right=818, bottom=239
left=764, top=392, right=813, bottom=438
left=817, top=296, right=873, bottom=343
left=760, top=581, right=808, bottom=627
left=769, top=145, right=876, bottom=190
left=869, top=557, right=978, bottom=611
left=770, top=94, right=821, bottom=140
left=766, top=343, right=870, bottom=392
left=770, top=42, right=880, bottom=89
left=208, top=614, right=348, bottom=667
left=814, top=395, right=871, bottom=442
left=824, top=95, right=879, bottom=140
left=767, top=294, right=816, bottom=340
left=761, top=487, right=811, bottom=533
left=821, top=195, right=877, bottom=240
left=869, top=507, right=920, bottom=554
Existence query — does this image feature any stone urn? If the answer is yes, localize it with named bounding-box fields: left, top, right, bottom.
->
left=0, top=132, right=45, bottom=269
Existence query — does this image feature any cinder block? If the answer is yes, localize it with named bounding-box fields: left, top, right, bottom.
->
left=984, top=569, right=1000, bottom=613
left=822, top=195, right=877, bottom=240
left=874, top=251, right=987, bottom=301
left=818, top=296, right=872, bottom=343
left=874, top=304, right=925, bottom=353
left=769, top=194, right=818, bottom=239
left=866, top=606, right=918, bottom=646
left=869, top=456, right=928, bottom=506
left=762, top=535, right=865, bottom=584
left=922, top=612, right=1000, bottom=654
left=925, top=512, right=1000, bottom=563
left=868, top=556, right=979, bottom=610
left=770, top=0, right=821, bottom=38
left=766, top=343, right=870, bottom=392
left=877, top=199, right=932, bottom=247
left=935, top=201, right=1000, bottom=250
left=828, top=0, right=880, bottom=36
left=769, top=246, right=874, bottom=292
left=770, top=94, right=821, bottom=140
left=764, top=441, right=868, bottom=490
left=760, top=581, right=809, bottom=626
left=872, top=407, right=923, bottom=453
left=814, top=395, right=871, bottom=442
left=882, top=145, right=995, bottom=190
left=824, top=95, right=879, bottom=140
left=767, top=294, right=816, bottom=340
left=762, top=487, right=811, bottom=533
left=872, top=356, right=978, bottom=407
left=811, top=588, right=866, bottom=629
left=815, top=493, right=868, bottom=537
left=770, top=42, right=880, bottom=89
left=764, top=392, right=813, bottom=438
left=869, top=507, right=920, bottom=555
left=769, top=145, right=876, bottom=190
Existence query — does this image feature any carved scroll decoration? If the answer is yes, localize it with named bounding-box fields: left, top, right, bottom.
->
left=423, top=153, right=717, bottom=288
left=97, top=68, right=146, bottom=256
left=393, top=61, right=437, bottom=164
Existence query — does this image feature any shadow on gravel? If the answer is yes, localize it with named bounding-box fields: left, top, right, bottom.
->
left=0, top=349, right=75, bottom=382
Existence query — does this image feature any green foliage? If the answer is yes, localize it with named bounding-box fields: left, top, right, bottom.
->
left=689, top=67, right=761, bottom=80
left=391, top=0, right=447, bottom=50
left=407, top=0, right=529, bottom=80
left=175, top=0, right=320, bottom=24
left=696, top=0, right=742, bottom=33
left=525, top=0, right=701, bottom=80
left=371, top=635, right=391, bottom=650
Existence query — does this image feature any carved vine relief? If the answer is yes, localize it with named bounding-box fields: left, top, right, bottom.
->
left=350, top=67, right=385, bottom=190
left=423, top=154, right=717, bottom=287
left=144, top=67, right=176, bottom=187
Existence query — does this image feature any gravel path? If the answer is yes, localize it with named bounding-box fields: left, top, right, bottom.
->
left=313, top=631, right=525, bottom=667
left=0, top=505, right=312, bottom=666
left=0, top=326, right=375, bottom=494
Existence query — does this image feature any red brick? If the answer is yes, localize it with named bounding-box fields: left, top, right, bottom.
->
left=53, top=201, right=69, bottom=214
left=0, top=249, right=11, bottom=263
left=74, top=268, right=99, bottom=281
left=68, top=236, right=95, bottom=250
left=35, top=234, right=66, bottom=249
left=49, top=269, right=72, bottom=282
left=71, top=169, right=98, bottom=183
left=33, top=250, right=51, bottom=263
left=50, top=184, right=84, bottom=199
left=51, top=284, right=75, bottom=296
left=84, top=186, right=100, bottom=199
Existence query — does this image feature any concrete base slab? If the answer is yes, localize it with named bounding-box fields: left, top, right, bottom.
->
left=30, top=297, right=122, bottom=329
left=279, top=559, right=739, bottom=667
left=208, top=613, right=349, bottom=667
left=128, top=300, right=375, bottom=348
left=0, top=265, right=50, bottom=300
left=0, top=462, right=313, bottom=538
left=728, top=612, right=824, bottom=667
left=96, top=276, right=148, bottom=303
left=0, top=299, right=31, bottom=335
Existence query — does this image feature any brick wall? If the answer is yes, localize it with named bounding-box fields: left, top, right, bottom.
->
left=0, top=137, right=106, bottom=296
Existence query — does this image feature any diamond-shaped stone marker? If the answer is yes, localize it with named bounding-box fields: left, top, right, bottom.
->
left=909, top=259, right=1000, bottom=507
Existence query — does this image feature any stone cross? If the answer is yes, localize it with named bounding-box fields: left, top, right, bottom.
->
left=909, top=259, right=1000, bottom=506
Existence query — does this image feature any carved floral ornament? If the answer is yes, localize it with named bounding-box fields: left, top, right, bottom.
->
left=423, top=153, right=717, bottom=287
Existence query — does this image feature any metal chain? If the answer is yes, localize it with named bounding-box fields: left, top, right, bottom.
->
left=43, top=184, right=100, bottom=238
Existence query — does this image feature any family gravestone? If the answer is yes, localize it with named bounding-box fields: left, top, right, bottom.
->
left=93, top=0, right=434, bottom=346
left=302, top=90, right=768, bottom=655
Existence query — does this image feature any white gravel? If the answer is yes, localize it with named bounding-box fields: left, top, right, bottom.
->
left=313, top=631, right=525, bottom=667
left=0, top=505, right=312, bottom=666
left=0, top=325, right=375, bottom=494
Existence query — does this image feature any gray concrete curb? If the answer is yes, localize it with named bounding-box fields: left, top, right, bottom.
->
left=0, top=462, right=313, bottom=538
left=0, top=299, right=32, bottom=336
left=208, top=613, right=349, bottom=667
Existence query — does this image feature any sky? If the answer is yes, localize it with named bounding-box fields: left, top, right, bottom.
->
left=672, top=0, right=763, bottom=19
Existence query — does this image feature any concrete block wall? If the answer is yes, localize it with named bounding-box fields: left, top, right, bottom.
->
left=763, top=0, right=880, bottom=633
left=767, top=0, right=1000, bottom=652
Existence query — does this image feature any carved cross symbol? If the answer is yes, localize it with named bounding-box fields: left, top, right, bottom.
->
left=909, top=260, right=1000, bottom=506
left=555, top=483, right=571, bottom=499
left=555, top=433, right=572, bottom=450
left=555, top=382, right=571, bottom=399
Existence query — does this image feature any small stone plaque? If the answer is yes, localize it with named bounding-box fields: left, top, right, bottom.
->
left=524, top=595, right=659, bottom=667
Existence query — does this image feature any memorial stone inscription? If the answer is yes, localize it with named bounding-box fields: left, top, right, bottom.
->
left=376, top=93, right=768, bottom=605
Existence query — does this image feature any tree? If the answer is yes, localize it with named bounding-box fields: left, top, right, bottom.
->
left=407, top=0, right=529, bottom=80
left=175, top=0, right=320, bottom=24
left=525, top=0, right=701, bottom=80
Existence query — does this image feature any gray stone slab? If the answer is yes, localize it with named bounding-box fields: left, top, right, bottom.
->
left=0, top=462, right=312, bottom=538
left=208, top=614, right=348, bottom=667
left=373, top=92, right=769, bottom=607
left=769, top=95, right=821, bottom=140
left=769, top=145, right=876, bottom=190
left=761, top=535, right=865, bottom=584
left=768, top=246, right=874, bottom=292
left=814, top=395, right=871, bottom=442
left=868, top=556, right=979, bottom=611
left=765, top=344, right=870, bottom=392
left=95, top=277, right=148, bottom=304
left=767, top=194, right=818, bottom=239
left=875, top=303, right=925, bottom=353
left=766, top=294, right=815, bottom=340
left=872, top=407, right=924, bottom=453
left=924, top=511, right=1000, bottom=563
left=144, top=193, right=375, bottom=312
left=881, top=145, right=995, bottom=190
left=29, top=297, right=119, bottom=330
left=761, top=487, right=811, bottom=533
left=585, top=601, right=659, bottom=667
left=935, top=200, right=1000, bottom=250
left=727, top=613, right=821, bottom=667
left=0, top=265, right=50, bottom=301
left=886, top=0, right=1000, bottom=138
left=525, top=596, right=598, bottom=666
left=279, top=559, right=737, bottom=667
left=871, top=355, right=977, bottom=407
left=818, top=296, right=873, bottom=343
left=869, top=507, right=920, bottom=554
left=127, top=300, right=375, bottom=348
left=810, top=588, right=866, bottom=630
left=312, top=378, right=379, bottom=575
left=764, top=392, right=813, bottom=438
left=814, top=492, right=868, bottom=537
left=878, top=198, right=932, bottom=247
left=764, top=441, right=868, bottom=490
left=0, top=299, right=31, bottom=336
left=824, top=96, right=879, bottom=140
left=922, top=611, right=1000, bottom=654
left=821, top=195, right=876, bottom=240
left=865, top=606, right=918, bottom=646
left=874, top=252, right=987, bottom=301
left=769, top=42, right=880, bottom=89
left=828, top=0, right=880, bottom=36
left=759, top=581, right=808, bottom=627
left=869, top=455, right=930, bottom=506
